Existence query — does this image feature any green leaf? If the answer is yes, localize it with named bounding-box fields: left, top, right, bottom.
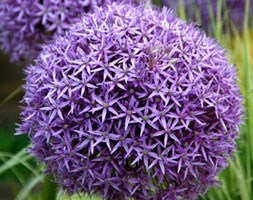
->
left=15, top=174, right=45, bottom=200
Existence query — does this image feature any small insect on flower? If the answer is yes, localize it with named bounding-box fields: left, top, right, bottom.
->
left=0, top=0, right=136, bottom=63
left=162, top=0, right=253, bottom=34
left=17, top=2, right=243, bottom=200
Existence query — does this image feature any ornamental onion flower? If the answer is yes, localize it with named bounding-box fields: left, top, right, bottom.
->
left=0, top=0, right=136, bottom=63
left=162, top=0, right=253, bottom=33
left=17, top=3, right=243, bottom=200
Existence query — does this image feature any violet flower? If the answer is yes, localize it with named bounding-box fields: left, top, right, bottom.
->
left=162, top=0, right=253, bottom=33
left=17, top=3, right=243, bottom=200
left=0, top=0, right=136, bottom=63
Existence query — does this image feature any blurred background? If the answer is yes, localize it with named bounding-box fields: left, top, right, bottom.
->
left=0, top=52, right=26, bottom=200
left=0, top=0, right=253, bottom=200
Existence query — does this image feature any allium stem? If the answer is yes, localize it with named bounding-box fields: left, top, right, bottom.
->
left=41, top=177, right=57, bottom=200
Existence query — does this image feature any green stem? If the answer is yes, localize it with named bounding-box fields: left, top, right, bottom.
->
left=41, top=176, right=57, bottom=200
left=0, top=86, right=22, bottom=107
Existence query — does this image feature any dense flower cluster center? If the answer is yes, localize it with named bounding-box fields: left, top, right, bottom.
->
left=18, top=3, right=242, bottom=200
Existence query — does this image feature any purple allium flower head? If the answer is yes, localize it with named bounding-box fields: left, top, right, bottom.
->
left=17, top=2, right=243, bottom=200
left=0, top=0, right=137, bottom=63
left=162, top=0, right=253, bottom=33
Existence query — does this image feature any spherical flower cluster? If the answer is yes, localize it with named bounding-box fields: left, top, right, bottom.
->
left=0, top=0, right=136, bottom=63
left=162, top=0, right=253, bottom=33
left=17, top=3, right=243, bottom=200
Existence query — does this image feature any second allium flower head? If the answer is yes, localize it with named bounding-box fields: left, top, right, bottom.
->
left=17, top=2, right=243, bottom=200
left=0, top=0, right=136, bottom=63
